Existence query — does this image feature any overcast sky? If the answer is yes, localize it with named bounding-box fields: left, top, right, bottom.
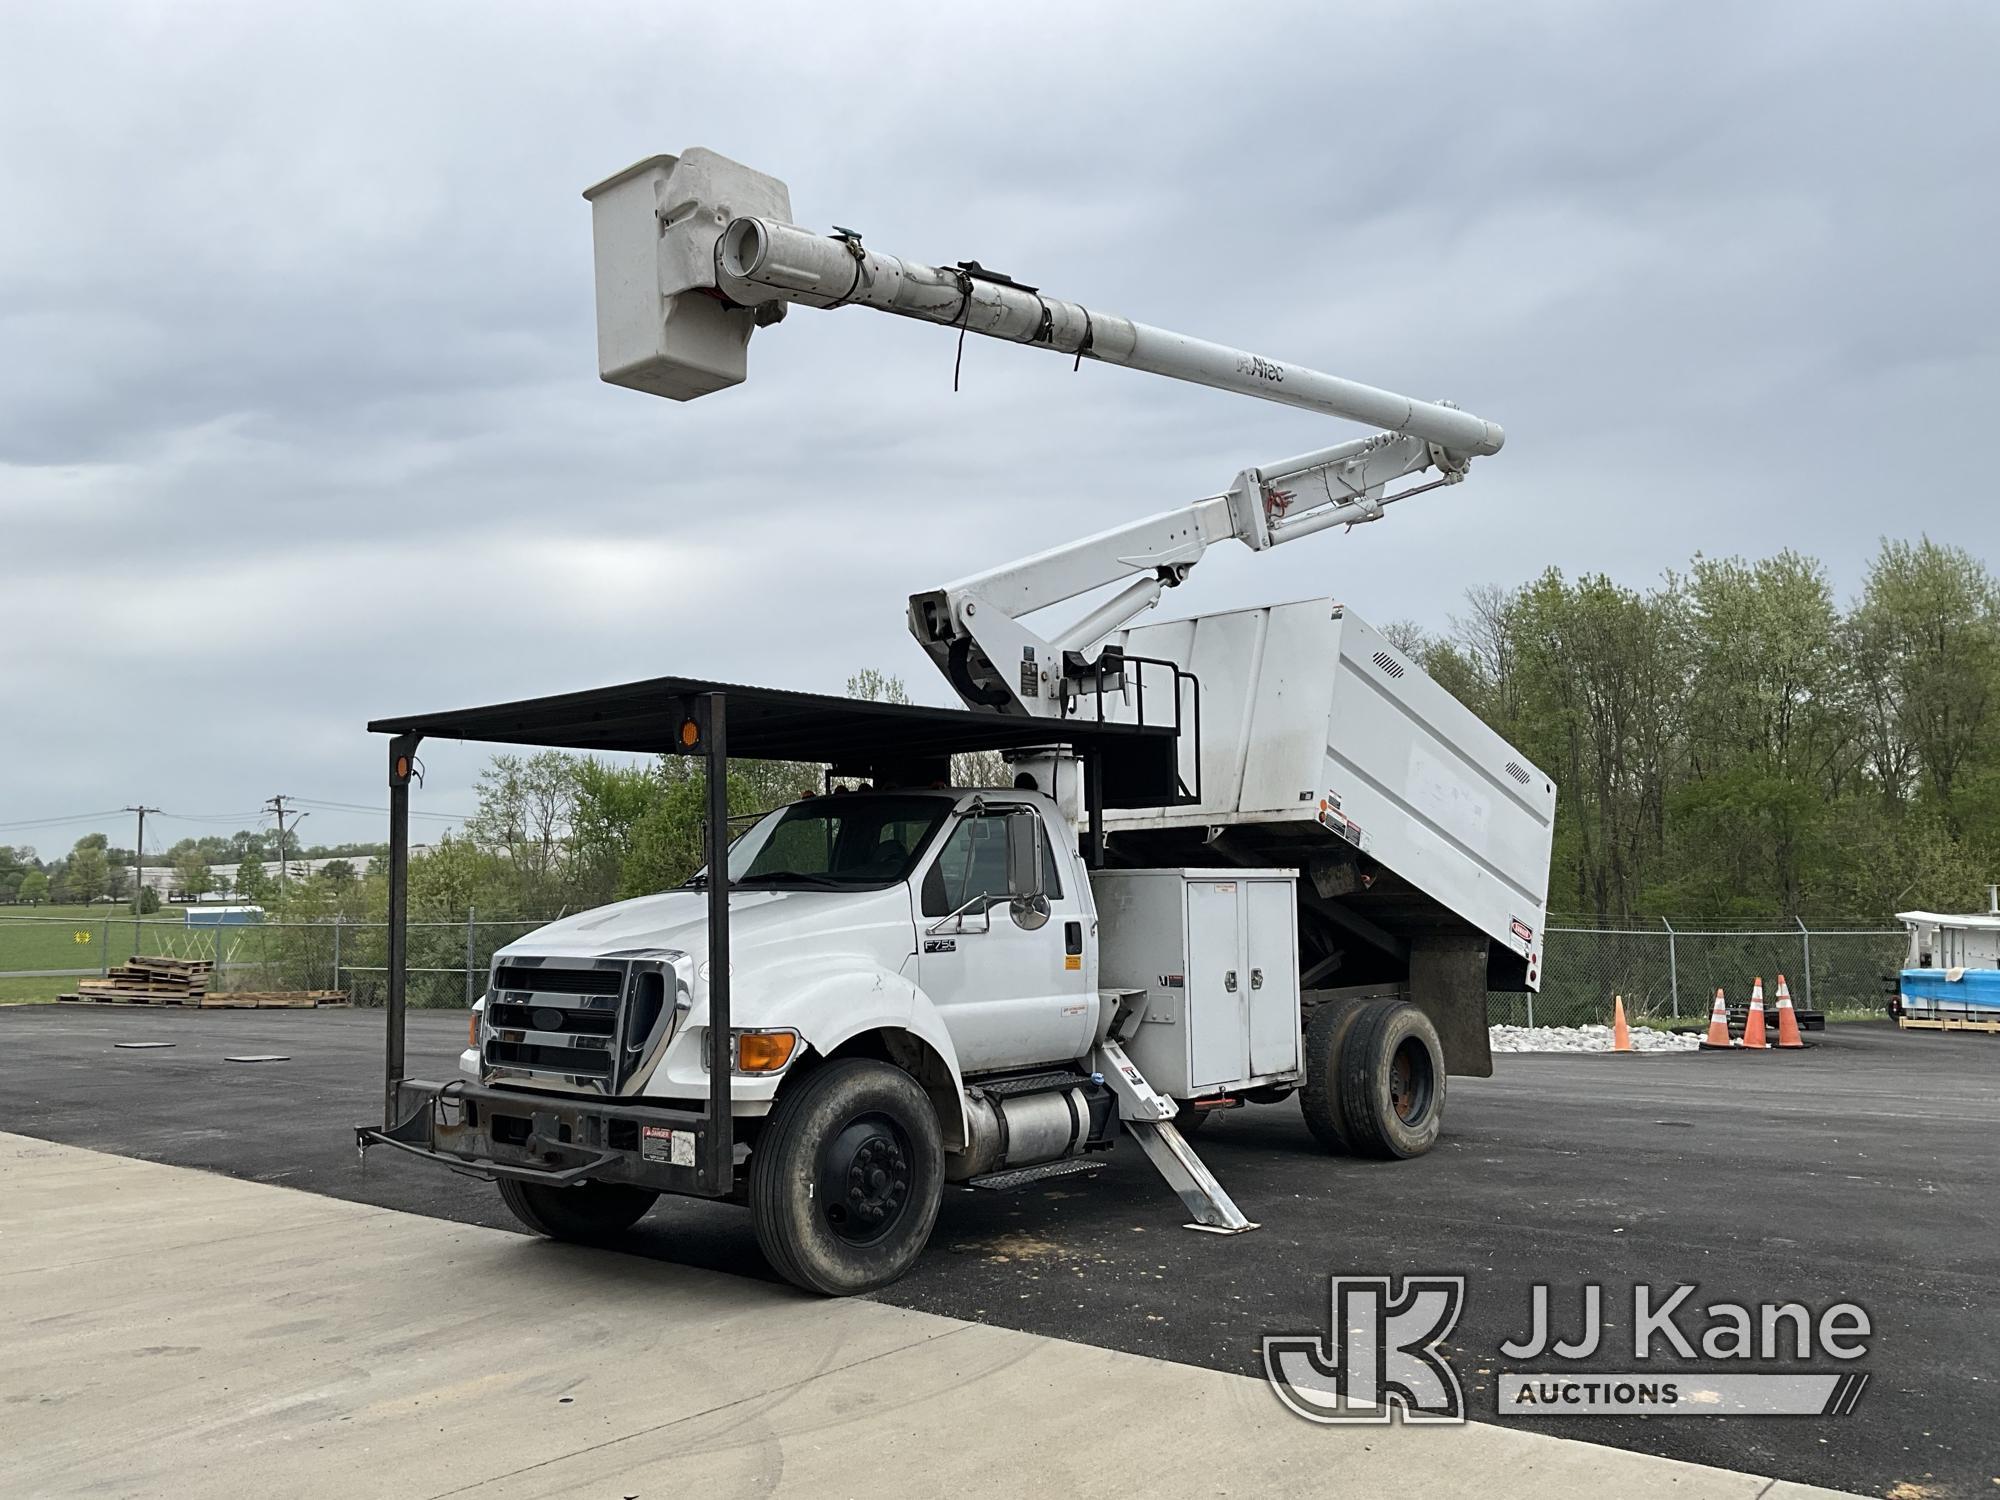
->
left=3, top=0, right=1995, bottom=858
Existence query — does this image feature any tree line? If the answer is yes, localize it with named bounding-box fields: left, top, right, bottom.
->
left=1, top=830, right=383, bottom=907
left=13, top=546, right=1993, bottom=930
left=1398, top=537, right=1998, bottom=923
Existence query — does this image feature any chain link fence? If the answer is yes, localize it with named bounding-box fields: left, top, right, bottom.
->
left=0, top=912, right=553, bottom=1008
left=4, top=910, right=1908, bottom=1023
left=1490, top=925, right=1906, bottom=1029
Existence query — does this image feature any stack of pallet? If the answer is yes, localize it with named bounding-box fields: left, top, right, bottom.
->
left=199, top=990, right=348, bottom=1009
left=65, top=955, right=212, bottom=1005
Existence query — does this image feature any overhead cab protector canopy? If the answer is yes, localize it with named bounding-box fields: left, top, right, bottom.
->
left=368, top=673, right=1182, bottom=807
left=362, top=673, right=1185, bottom=1193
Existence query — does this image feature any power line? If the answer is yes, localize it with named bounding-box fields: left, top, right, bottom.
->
left=0, top=809, right=130, bottom=833
left=1, top=797, right=466, bottom=841
left=291, top=796, right=470, bottom=823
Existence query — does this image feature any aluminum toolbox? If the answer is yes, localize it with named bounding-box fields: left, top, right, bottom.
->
left=1092, top=867, right=1301, bottom=1099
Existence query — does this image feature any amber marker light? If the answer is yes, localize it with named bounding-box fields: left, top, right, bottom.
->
left=734, top=1030, right=798, bottom=1073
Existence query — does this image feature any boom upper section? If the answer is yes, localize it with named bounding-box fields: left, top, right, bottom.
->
left=584, top=148, right=1504, bottom=719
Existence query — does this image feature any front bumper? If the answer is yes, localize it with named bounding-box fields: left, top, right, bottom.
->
left=355, top=1078, right=732, bottom=1199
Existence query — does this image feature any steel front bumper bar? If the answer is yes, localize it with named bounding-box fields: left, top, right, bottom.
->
left=355, top=1078, right=731, bottom=1198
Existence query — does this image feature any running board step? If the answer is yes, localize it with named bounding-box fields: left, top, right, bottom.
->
left=962, top=1157, right=1109, bottom=1192
left=973, top=1070, right=1096, bottom=1100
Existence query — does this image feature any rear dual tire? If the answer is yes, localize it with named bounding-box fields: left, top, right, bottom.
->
left=1300, top=997, right=1445, bottom=1159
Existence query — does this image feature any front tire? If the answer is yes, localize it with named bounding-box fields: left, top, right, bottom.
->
left=750, top=1058, right=945, bottom=1296
left=497, top=1177, right=658, bottom=1243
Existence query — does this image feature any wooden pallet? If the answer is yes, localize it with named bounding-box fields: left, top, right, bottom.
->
left=199, top=991, right=349, bottom=1009
left=1899, top=1014, right=2000, bottom=1034
left=56, top=990, right=348, bottom=1009
left=56, top=993, right=189, bottom=1005
left=72, top=954, right=215, bottom=1004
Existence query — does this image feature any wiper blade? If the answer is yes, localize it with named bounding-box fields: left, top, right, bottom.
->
left=736, top=870, right=847, bottom=889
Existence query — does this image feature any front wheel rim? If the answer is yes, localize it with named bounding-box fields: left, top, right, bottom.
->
left=818, top=1112, right=914, bottom=1246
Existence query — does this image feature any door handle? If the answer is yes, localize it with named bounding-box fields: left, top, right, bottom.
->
left=1251, top=968, right=1264, bottom=990
left=1224, top=970, right=1238, bottom=993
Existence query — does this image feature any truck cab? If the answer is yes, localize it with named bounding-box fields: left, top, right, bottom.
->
left=466, top=788, right=1096, bottom=1116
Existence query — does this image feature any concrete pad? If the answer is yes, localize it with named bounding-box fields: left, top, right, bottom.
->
left=0, top=1133, right=1862, bottom=1499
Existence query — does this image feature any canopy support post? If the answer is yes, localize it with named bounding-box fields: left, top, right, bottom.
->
left=384, top=732, right=422, bottom=1126
left=698, top=693, right=733, bottom=1195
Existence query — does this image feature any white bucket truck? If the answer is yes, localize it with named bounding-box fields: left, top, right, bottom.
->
left=357, top=151, right=1554, bottom=1296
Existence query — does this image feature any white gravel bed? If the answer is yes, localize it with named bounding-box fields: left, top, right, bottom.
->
left=1489, top=1022, right=1699, bottom=1054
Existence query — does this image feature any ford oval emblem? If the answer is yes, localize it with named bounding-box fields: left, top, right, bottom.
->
left=532, top=1007, right=566, bottom=1032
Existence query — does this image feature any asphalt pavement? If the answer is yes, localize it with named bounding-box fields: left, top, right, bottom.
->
left=3, top=1004, right=1994, bottom=1498
left=8, top=1131, right=1861, bottom=1499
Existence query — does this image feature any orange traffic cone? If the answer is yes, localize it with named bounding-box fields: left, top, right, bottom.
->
left=1611, top=994, right=1633, bottom=1052
left=1742, top=977, right=1769, bottom=1049
left=1699, top=988, right=1734, bottom=1049
left=1774, top=974, right=1805, bottom=1049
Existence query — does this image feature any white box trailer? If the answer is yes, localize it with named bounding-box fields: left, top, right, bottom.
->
left=1103, top=599, right=1557, bottom=1072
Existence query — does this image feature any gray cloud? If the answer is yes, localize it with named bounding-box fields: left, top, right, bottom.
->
left=3, top=0, right=1995, bottom=853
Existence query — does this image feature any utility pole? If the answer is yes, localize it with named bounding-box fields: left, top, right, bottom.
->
left=265, top=795, right=295, bottom=892
left=124, top=805, right=159, bottom=916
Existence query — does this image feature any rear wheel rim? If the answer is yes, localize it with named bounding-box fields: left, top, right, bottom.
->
left=818, top=1112, right=914, bottom=1246
left=1388, top=1036, right=1436, bottom=1124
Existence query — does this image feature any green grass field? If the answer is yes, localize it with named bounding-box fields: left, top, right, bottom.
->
left=0, top=906, right=393, bottom=1005
left=0, top=907, right=189, bottom=970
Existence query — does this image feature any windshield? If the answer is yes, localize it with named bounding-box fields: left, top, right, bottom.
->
left=722, top=794, right=954, bottom=889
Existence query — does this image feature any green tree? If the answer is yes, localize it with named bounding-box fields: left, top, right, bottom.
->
left=227, top=830, right=271, bottom=863
left=466, top=750, right=583, bottom=909
left=847, top=666, right=1009, bottom=787
left=137, top=886, right=161, bottom=915
left=1445, top=570, right=1684, bottom=918
left=17, top=870, right=48, bottom=904
left=846, top=667, right=910, bottom=705
left=233, top=857, right=273, bottom=905
left=1660, top=552, right=1852, bottom=919
left=66, top=839, right=111, bottom=904
left=0, top=844, right=28, bottom=902
left=1851, top=538, right=2000, bottom=833
left=570, top=759, right=670, bottom=907
left=617, top=773, right=720, bottom=898
left=318, top=859, right=359, bottom=892
left=172, top=843, right=213, bottom=901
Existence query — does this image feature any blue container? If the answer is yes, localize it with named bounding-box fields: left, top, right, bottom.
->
left=184, top=905, right=265, bottom=928
left=1901, top=967, right=2000, bottom=1012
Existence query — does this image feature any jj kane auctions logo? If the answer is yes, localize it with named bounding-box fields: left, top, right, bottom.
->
left=1264, top=1277, right=1872, bottom=1421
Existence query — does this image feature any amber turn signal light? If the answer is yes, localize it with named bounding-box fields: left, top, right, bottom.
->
left=734, top=1030, right=797, bottom=1073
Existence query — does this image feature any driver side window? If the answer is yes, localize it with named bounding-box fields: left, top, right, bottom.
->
left=920, top=810, right=1063, bottom=917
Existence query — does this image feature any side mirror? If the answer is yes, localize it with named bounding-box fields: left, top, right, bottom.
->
left=1005, top=811, right=1050, bottom=931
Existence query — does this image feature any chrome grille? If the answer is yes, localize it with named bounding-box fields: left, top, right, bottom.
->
left=482, top=954, right=683, bottom=1094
